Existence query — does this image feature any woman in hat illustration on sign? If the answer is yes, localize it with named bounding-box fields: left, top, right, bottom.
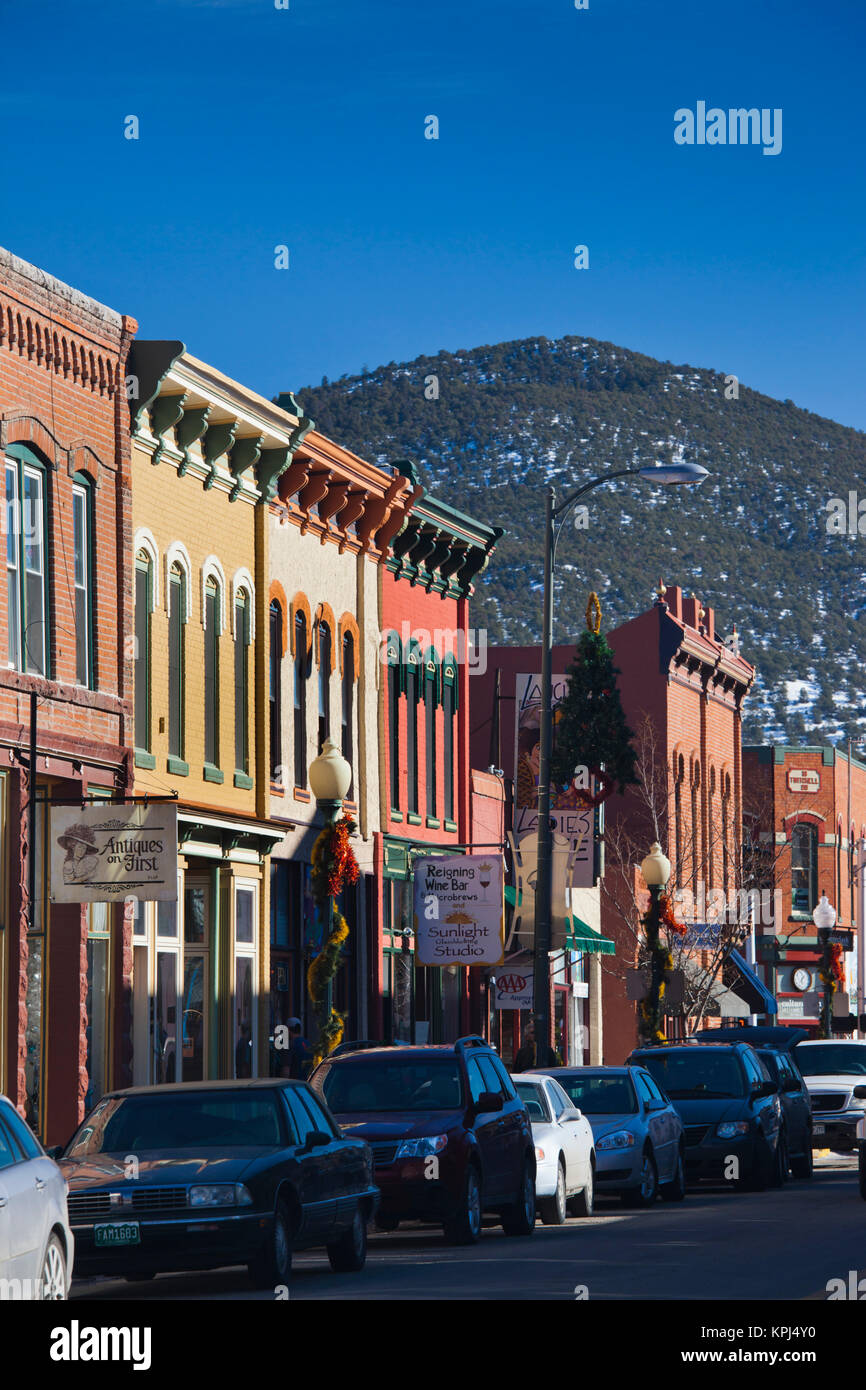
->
left=58, top=823, right=101, bottom=885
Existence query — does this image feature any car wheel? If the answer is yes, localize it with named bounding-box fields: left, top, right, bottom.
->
left=769, top=1131, right=787, bottom=1188
left=501, top=1158, right=536, bottom=1237
left=660, top=1148, right=686, bottom=1202
left=40, top=1233, right=67, bottom=1300
left=443, top=1165, right=483, bottom=1245
left=569, top=1159, right=594, bottom=1217
left=327, top=1205, right=368, bottom=1273
left=625, top=1150, right=659, bottom=1207
left=790, top=1143, right=813, bottom=1180
left=248, top=1198, right=294, bottom=1289
left=540, top=1160, right=567, bottom=1225
left=739, top=1141, right=770, bottom=1192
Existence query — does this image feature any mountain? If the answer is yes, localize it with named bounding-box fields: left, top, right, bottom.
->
left=294, top=335, right=866, bottom=746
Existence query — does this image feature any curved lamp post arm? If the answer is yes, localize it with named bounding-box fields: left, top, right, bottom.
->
left=550, top=468, right=644, bottom=573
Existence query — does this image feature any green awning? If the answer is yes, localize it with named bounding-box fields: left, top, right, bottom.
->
left=504, top=888, right=616, bottom=956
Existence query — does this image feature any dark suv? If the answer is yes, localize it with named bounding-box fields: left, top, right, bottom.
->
left=628, top=1042, right=783, bottom=1188
left=310, top=1037, right=536, bottom=1244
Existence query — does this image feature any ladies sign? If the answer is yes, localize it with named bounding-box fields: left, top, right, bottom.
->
left=49, top=804, right=178, bottom=903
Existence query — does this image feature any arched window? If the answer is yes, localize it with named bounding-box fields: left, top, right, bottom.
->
left=72, top=472, right=94, bottom=686
left=690, top=760, right=701, bottom=892
left=386, top=634, right=402, bottom=812
left=204, top=577, right=221, bottom=770
left=234, top=588, right=251, bottom=775
left=674, top=753, right=685, bottom=884
left=791, top=822, right=818, bottom=915
left=341, top=630, right=355, bottom=795
left=270, top=600, right=283, bottom=783
left=707, top=766, right=716, bottom=891
left=168, top=561, right=187, bottom=760
left=405, top=645, right=421, bottom=816
left=318, top=620, right=331, bottom=753
left=134, top=548, right=154, bottom=753
left=425, top=656, right=440, bottom=820
left=5, top=445, right=48, bottom=675
left=294, top=611, right=308, bottom=788
left=442, top=658, right=458, bottom=824
left=722, top=771, right=732, bottom=896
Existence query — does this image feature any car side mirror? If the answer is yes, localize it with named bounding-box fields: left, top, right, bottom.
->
left=753, top=1081, right=776, bottom=1099
left=563, top=1108, right=582, bottom=1122
left=853, top=1085, right=866, bottom=1100
left=784, top=1080, right=803, bottom=1094
left=474, top=1090, right=504, bottom=1115
left=46, top=1145, right=64, bottom=1161
left=305, top=1130, right=332, bottom=1149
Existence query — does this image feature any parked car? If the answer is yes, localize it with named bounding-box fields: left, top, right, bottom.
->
left=512, top=1073, right=595, bottom=1222
left=310, top=1036, right=536, bottom=1245
left=0, top=1095, right=72, bottom=1299
left=793, top=1040, right=866, bottom=1153
left=692, top=1032, right=813, bottom=1179
left=538, top=1065, right=685, bottom=1205
left=628, top=1042, right=783, bottom=1189
left=59, top=1080, right=377, bottom=1287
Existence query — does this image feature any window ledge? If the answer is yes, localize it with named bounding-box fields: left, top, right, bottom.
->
left=203, top=764, right=224, bottom=784
left=270, top=781, right=285, bottom=796
left=167, top=756, right=189, bottom=776
left=444, top=819, right=458, bottom=833
left=234, top=771, right=254, bottom=789
left=343, top=799, right=358, bottom=815
left=134, top=750, right=156, bottom=770
left=426, top=817, right=440, bottom=830
left=390, top=809, right=403, bottom=822
left=293, top=786, right=311, bottom=803
left=407, top=813, right=423, bottom=826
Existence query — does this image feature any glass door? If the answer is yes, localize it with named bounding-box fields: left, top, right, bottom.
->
left=183, top=876, right=211, bottom=1081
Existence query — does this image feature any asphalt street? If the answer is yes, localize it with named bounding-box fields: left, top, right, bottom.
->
left=69, top=1155, right=865, bottom=1302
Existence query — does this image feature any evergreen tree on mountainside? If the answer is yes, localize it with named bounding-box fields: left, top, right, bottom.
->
left=293, top=333, right=866, bottom=747
left=550, top=625, right=638, bottom=796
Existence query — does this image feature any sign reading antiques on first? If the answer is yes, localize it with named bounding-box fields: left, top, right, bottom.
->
left=49, top=804, right=179, bottom=903
left=412, top=855, right=504, bottom=966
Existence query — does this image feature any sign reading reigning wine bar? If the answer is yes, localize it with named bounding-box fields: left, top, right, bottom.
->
left=49, top=803, right=179, bottom=904
left=412, top=855, right=504, bottom=966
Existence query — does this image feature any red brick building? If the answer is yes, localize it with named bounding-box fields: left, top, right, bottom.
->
left=0, top=247, right=137, bottom=1142
left=742, top=743, right=866, bottom=1037
left=375, top=484, right=502, bottom=1043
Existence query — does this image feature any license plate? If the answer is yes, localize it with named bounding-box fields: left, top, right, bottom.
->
left=813, top=1124, right=825, bottom=1136
left=94, top=1222, right=140, bottom=1247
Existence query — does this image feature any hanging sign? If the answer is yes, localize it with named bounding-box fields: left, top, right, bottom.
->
left=49, top=803, right=178, bottom=903
left=413, top=855, right=504, bottom=966
left=514, top=673, right=594, bottom=884
left=495, top=964, right=534, bottom=1010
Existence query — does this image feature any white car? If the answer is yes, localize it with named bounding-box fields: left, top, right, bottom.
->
left=0, top=1096, right=73, bottom=1299
left=513, top=1074, right=595, bottom=1223
left=794, top=1040, right=866, bottom=1153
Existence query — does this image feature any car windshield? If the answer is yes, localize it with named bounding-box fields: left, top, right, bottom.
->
left=795, top=1045, right=866, bottom=1078
left=321, top=1059, right=464, bottom=1113
left=65, top=1092, right=283, bottom=1155
left=638, top=1052, right=745, bottom=1099
left=556, top=1074, right=637, bottom=1115
left=514, top=1083, right=551, bottom=1122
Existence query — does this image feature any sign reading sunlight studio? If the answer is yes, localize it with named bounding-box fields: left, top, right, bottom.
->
left=412, top=855, right=504, bottom=966
left=49, top=804, right=179, bottom=903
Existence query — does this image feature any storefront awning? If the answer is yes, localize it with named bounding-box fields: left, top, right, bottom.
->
left=726, top=947, right=778, bottom=1016
left=504, top=888, right=615, bottom=955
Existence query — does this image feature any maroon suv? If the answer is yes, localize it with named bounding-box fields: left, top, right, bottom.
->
left=310, top=1037, right=536, bottom=1244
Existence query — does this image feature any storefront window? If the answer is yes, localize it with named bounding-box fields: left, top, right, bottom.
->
left=24, top=800, right=46, bottom=1132
left=183, top=876, right=211, bottom=1080
left=234, top=882, right=257, bottom=1078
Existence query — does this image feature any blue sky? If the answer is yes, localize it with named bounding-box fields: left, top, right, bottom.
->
left=2, top=0, right=864, bottom=428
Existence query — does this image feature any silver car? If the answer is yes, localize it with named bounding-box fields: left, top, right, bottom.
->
left=0, top=1096, right=73, bottom=1299
left=550, top=1066, right=686, bottom=1206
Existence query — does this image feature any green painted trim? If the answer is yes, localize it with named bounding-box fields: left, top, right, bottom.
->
left=390, top=810, right=403, bottom=822
left=167, top=756, right=189, bottom=776
left=134, top=750, right=156, bottom=769
left=234, top=771, right=253, bottom=789
left=407, top=813, right=423, bottom=826
left=426, top=817, right=440, bottom=830
left=203, top=764, right=224, bottom=784
left=444, top=820, right=458, bottom=833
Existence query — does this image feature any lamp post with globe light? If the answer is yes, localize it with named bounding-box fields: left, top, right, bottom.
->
left=812, top=891, right=837, bottom=1040
left=308, top=738, right=353, bottom=1033
left=638, top=841, right=672, bottom=1045
left=533, top=461, right=709, bottom=1055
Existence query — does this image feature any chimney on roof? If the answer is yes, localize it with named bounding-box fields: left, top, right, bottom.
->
left=682, top=595, right=702, bottom=630
left=663, top=585, right=683, bottom=620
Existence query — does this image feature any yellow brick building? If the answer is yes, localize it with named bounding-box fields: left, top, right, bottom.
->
left=129, top=341, right=309, bottom=1083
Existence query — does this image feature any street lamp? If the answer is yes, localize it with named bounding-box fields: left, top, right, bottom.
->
left=812, top=891, right=837, bottom=1039
left=639, top=842, right=672, bottom=1044
left=533, top=462, right=709, bottom=1056
left=308, top=738, right=353, bottom=1028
